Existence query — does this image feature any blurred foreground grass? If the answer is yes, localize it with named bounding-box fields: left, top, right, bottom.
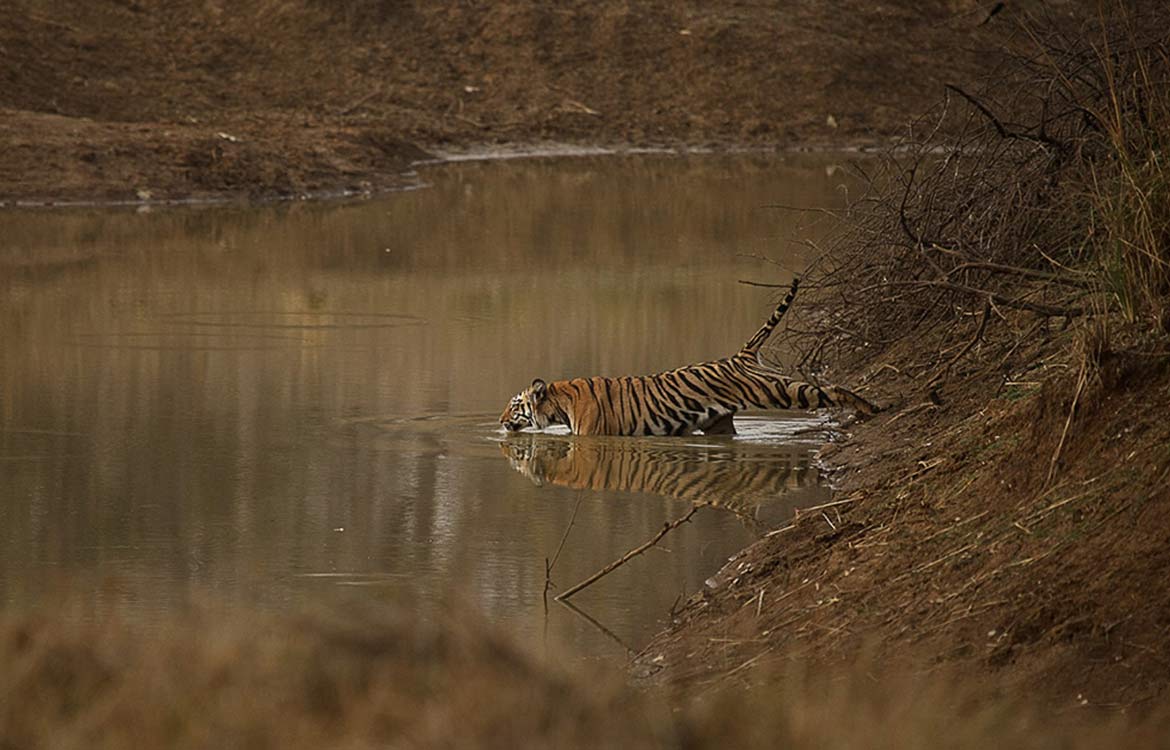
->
left=2, top=597, right=1167, bottom=749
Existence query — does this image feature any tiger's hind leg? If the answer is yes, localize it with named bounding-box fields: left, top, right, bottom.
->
left=699, top=413, right=737, bottom=435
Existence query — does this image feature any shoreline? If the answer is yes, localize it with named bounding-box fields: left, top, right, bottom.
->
left=0, top=137, right=884, bottom=210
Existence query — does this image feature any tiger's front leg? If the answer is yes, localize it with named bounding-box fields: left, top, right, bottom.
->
left=699, top=412, right=737, bottom=435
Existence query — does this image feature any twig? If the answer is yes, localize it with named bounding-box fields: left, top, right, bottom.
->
left=737, top=279, right=792, bottom=288
left=1045, top=358, right=1088, bottom=487
left=855, top=279, right=1084, bottom=318
left=759, top=203, right=845, bottom=222
left=920, top=509, right=989, bottom=543
left=881, top=401, right=940, bottom=427
left=560, top=98, right=602, bottom=116
left=928, top=297, right=991, bottom=385
left=944, top=260, right=1093, bottom=288
left=544, top=494, right=585, bottom=608
left=453, top=113, right=485, bottom=129
left=339, top=87, right=383, bottom=115
left=945, top=84, right=1064, bottom=151
left=734, top=252, right=791, bottom=270
left=763, top=497, right=860, bottom=537
left=902, top=543, right=977, bottom=578
left=771, top=577, right=820, bottom=604
left=1022, top=486, right=1097, bottom=523
left=723, top=647, right=776, bottom=680
left=796, top=496, right=860, bottom=515
left=555, top=506, right=700, bottom=601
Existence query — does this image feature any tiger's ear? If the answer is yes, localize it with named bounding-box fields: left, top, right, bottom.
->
left=530, top=378, right=548, bottom=401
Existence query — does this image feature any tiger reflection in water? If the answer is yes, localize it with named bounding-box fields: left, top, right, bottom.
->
left=499, top=432, right=828, bottom=531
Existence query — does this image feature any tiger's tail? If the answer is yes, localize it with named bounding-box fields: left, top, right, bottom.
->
left=827, top=385, right=881, bottom=416
left=740, top=277, right=799, bottom=356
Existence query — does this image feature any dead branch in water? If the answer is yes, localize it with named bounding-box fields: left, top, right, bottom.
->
left=544, top=493, right=585, bottom=610
left=555, top=506, right=700, bottom=601
left=737, top=279, right=792, bottom=288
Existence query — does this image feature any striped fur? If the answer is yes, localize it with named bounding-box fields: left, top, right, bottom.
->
left=500, top=435, right=816, bottom=528
left=499, top=278, right=877, bottom=436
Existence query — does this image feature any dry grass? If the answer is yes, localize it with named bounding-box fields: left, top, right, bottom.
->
left=3, top=597, right=1170, bottom=749
left=0, top=597, right=640, bottom=750
left=1085, top=33, right=1170, bottom=326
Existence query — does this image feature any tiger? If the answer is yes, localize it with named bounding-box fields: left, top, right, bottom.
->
left=499, top=433, right=823, bottom=530
left=499, top=278, right=877, bottom=436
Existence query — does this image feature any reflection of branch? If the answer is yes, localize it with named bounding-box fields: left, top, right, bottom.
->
left=556, top=506, right=700, bottom=601
left=557, top=598, right=635, bottom=655
left=544, top=493, right=585, bottom=610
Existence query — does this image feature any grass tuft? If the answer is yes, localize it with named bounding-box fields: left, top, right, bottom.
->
left=1086, top=36, right=1170, bottom=326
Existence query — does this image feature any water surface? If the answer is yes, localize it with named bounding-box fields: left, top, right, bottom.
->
left=0, top=154, right=854, bottom=659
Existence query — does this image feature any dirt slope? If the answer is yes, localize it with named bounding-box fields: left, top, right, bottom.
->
left=1, top=0, right=1033, bottom=203
left=638, top=307, right=1170, bottom=711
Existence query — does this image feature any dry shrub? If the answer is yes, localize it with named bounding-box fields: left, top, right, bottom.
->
left=785, top=5, right=1170, bottom=393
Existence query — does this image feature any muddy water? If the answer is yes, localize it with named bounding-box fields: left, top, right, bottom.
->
left=0, top=154, right=853, bottom=659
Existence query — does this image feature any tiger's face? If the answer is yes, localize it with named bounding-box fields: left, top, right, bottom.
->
left=498, top=434, right=571, bottom=485
left=500, top=378, right=552, bottom=432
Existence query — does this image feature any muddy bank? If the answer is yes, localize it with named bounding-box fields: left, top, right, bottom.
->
left=1, top=0, right=1047, bottom=204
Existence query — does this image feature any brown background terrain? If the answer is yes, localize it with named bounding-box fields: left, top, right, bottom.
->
left=2, top=0, right=1020, bottom=203
left=4, top=0, right=1170, bottom=744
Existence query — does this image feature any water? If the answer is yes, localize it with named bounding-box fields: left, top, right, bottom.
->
left=0, top=154, right=854, bottom=660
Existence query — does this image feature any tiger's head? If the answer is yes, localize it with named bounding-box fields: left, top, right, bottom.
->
left=498, top=434, right=572, bottom=485
left=500, top=378, right=555, bottom=432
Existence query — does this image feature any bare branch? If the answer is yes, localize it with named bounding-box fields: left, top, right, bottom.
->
left=556, top=506, right=700, bottom=601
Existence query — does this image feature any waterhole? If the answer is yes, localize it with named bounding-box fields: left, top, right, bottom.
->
left=0, top=154, right=856, bottom=660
